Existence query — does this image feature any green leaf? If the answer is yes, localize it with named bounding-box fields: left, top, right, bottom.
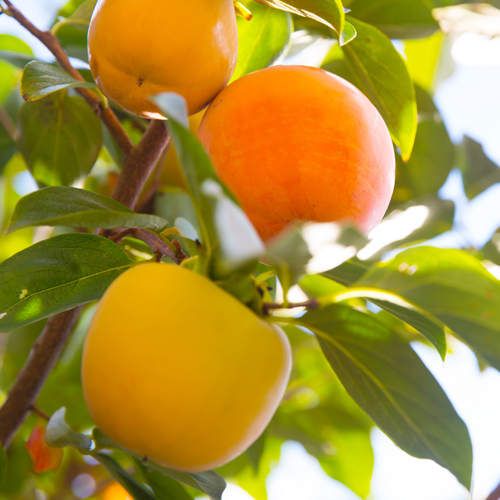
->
left=95, top=453, right=156, bottom=500
left=17, top=92, right=102, bottom=186
left=254, top=0, right=345, bottom=38
left=357, top=246, right=500, bottom=370
left=296, top=304, right=472, bottom=489
left=134, top=461, right=194, bottom=500
left=154, top=187, right=201, bottom=239
left=316, top=286, right=448, bottom=359
left=93, top=428, right=227, bottom=500
left=395, top=87, right=455, bottom=200
left=460, top=136, right=500, bottom=200
left=347, top=0, right=439, bottom=39
left=52, top=0, right=97, bottom=62
left=9, top=186, right=169, bottom=233
left=45, top=407, right=93, bottom=450
left=21, top=61, right=97, bottom=101
left=340, top=20, right=357, bottom=45
left=201, top=179, right=264, bottom=274
left=322, top=259, right=370, bottom=286
left=0, top=34, right=34, bottom=69
left=265, top=227, right=312, bottom=297
left=358, top=198, right=455, bottom=261
left=0, top=233, right=134, bottom=332
left=0, top=445, right=6, bottom=488
left=233, top=1, right=292, bottom=80
left=325, top=18, right=417, bottom=160
left=52, top=0, right=97, bottom=34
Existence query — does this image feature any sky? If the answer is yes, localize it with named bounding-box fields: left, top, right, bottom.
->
left=1, top=2, right=500, bottom=500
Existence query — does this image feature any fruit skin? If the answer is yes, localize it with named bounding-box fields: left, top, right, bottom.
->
left=198, top=65, right=395, bottom=241
left=82, top=263, right=291, bottom=472
left=88, top=0, right=238, bottom=119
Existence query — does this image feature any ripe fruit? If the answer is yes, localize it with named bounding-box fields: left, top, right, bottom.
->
left=198, top=65, right=396, bottom=241
left=102, top=483, right=131, bottom=500
left=88, top=0, right=238, bottom=119
left=82, top=263, right=291, bottom=472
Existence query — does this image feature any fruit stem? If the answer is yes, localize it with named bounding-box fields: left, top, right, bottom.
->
left=233, top=1, right=252, bottom=20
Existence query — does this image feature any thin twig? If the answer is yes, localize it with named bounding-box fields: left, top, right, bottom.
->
left=262, top=299, right=320, bottom=315
left=2, top=0, right=133, bottom=157
left=110, top=228, right=187, bottom=264
left=0, top=105, right=16, bottom=140
left=30, top=405, right=50, bottom=422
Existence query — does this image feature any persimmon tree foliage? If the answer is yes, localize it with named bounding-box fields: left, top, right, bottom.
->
left=0, top=0, right=499, bottom=499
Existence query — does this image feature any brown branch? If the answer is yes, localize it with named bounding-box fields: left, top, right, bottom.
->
left=30, top=405, right=50, bottom=422
left=2, top=0, right=133, bottom=157
left=486, top=480, right=500, bottom=500
left=110, top=228, right=187, bottom=264
left=0, top=105, right=16, bottom=140
left=0, top=307, right=83, bottom=446
left=0, top=121, right=171, bottom=448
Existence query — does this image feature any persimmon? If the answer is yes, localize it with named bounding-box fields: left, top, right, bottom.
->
left=198, top=65, right=396, bottom=241
left=101, top=483, right=131, bottom=500
left=82, top=263, right=291, bottom=472
left=88, top=0, right=238, bottom=119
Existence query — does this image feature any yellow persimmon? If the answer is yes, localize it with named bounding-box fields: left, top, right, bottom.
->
left=82, top=263, right=291, bottom=472
left=88, top=0, right=238, bottom=119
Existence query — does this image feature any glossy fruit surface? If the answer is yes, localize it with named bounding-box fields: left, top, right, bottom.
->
left=88, top=0, right=238, bottom=119
left=198, top=65, right=395, bottom=241
left=82, top=263, right=291, bottom=472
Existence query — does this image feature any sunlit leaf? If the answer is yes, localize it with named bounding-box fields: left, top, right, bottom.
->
left=296, top=304, right=472, bottom=488
left=324, top=18, right=417, bottom=160
left=233, top=1, right=292, bottom=80
left=254, top=0, right=345, bottom=37
left=357, top=246, right=500, bottom=370
left=347, top=0, right=439, bottom=39
left=0, top=234, right=134, bottom=332
left=45, top=407, right=93, bottom=450
left=9, top=186, right=169, bottom=233
left=21, top=61, right=96, bottom=101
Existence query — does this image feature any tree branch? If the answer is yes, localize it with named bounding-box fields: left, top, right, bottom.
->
left=0, top=121, right=171, bottom=448
left=0, top=307, right=83, bottom=446
left=2, top=0, right=133, bottom=157
left=486, top=480, right=500, bottom=500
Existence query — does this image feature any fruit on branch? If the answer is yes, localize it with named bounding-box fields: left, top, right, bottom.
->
left=87, top=0, right=238, bottom=119
left=82, top=263, right=291, bottom=472
left=198, top=65, right=396, bottom=241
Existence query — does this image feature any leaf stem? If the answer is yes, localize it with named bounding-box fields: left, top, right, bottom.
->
left=262, top=298, right=320, bottom=315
